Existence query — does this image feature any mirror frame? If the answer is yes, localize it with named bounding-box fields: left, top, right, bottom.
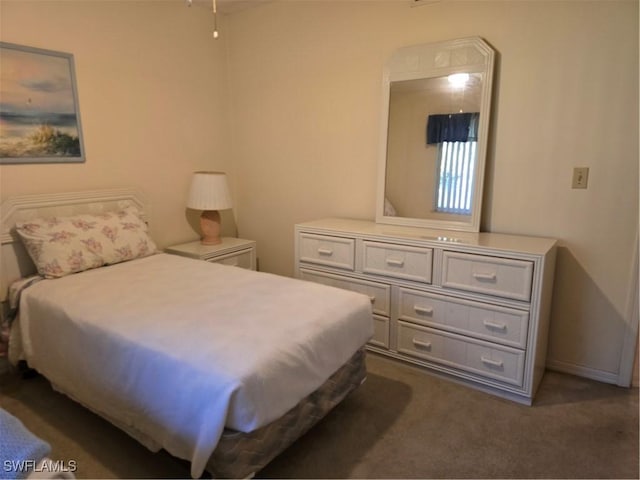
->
left=376, top=37, right=495, bottom=232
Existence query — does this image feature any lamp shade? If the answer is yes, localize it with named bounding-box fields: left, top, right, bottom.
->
left=187, top=171, right=233, bottom=211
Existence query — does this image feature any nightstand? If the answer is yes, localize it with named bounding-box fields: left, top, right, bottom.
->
left=165, top=238, right=257, bottom=270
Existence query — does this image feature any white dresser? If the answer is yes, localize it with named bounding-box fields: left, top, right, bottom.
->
left=294, top=218, right=557, bottom=404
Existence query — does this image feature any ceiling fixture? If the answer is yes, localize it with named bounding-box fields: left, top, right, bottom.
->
left=186, top=0, right=219, bottom=39
left=447, top=73, right=470, bottom=89
left=212, top=0, right=219, bottom=38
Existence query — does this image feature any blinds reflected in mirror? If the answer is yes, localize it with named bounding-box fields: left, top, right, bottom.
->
left=436, top=141, right=477, bottom=215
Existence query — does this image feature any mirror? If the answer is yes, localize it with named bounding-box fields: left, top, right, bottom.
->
left=376, top=37, right=495, bottom=232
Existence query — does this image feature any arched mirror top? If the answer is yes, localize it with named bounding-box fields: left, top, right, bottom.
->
left=376, top=37, right=495, bottom=232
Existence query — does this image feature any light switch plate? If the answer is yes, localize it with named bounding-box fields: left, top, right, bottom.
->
left=572, top=167, right=589, bottom=189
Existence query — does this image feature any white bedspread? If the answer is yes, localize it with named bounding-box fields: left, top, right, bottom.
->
left=17, top=253, right=373, bottom=478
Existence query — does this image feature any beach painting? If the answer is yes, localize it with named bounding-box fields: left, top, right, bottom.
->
left=0, top=42, right=85, bottom=164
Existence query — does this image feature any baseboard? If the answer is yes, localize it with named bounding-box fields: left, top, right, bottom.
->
left=546, top=359, right=619, bottom=385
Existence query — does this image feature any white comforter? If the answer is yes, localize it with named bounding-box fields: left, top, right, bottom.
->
left=17, top=253, right=373, bottom=478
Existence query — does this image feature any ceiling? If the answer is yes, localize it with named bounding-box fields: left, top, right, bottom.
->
left=188, top=0, right=271, bottom=15
left=190, top=0, right=441, bottom=15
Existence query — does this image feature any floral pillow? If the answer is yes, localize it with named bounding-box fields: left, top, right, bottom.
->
left=15, top=206, right=158, bottom=278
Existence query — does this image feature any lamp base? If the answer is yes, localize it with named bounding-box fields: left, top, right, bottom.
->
left=200, top=210, right=222, bottom=245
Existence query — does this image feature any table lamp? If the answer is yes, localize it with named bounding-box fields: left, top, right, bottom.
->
left=187, top=171, right=233, bottom=245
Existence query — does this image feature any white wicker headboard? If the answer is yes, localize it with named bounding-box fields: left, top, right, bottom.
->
left=0, top=188, right=149, bottom=302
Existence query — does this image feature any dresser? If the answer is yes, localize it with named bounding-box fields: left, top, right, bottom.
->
left=294, top=218, right=557, bottom=404
left=166, top=237, right=257, bottom=270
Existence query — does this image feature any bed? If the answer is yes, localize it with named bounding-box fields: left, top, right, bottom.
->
left=0, top=188, right=373, bottom=479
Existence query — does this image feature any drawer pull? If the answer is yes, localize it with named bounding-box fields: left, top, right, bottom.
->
left=369, top=296, right=376, bottom=304
left=414, top=305, right=434, bottom=316
left=412, top=339, right=432, bottom=350
left=385, top=257, right=405, bottom=267
left=472, top=272, right=497, bottom=282
left=317, top=247, right=334, bottom=256
left=481, top=356, right=504, bottom=368
left=483, top=319, right=507, bottom=331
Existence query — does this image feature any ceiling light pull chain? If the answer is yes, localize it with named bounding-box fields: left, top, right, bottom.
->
left=184, top=0, right=219, bottom=39
left=212, top=0, right=219, bottom=39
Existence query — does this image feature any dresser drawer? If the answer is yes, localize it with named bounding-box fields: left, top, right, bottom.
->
left=442, top=251, right=533, bottom=301
left=397, top=288, right=529, bottom=348
left=362, top=241, right=432, bottom=283
left=299, top=269, right=390, bottom=317
left=370, top=314, right=390, bottom=349
left=298, top=233, right=355, bottom=271
left=397, top=322, right=525, bottom=386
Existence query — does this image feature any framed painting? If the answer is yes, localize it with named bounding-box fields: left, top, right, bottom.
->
left=0, top=42, right=85, bottom=164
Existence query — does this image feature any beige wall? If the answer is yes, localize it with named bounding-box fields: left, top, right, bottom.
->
left=226, top=1, right=638, bottom=382
left=0, top=0, right=233, bottom=248
left=1, top=0, right=638, bottom=384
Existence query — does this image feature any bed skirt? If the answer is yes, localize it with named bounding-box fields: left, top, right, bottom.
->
left=17, top=345, right=367, bottom=479
left=205, top=347, right=367, bottom=478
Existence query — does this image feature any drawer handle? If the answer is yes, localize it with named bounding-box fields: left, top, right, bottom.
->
left=412, top=339, right=432, bottom=350
left=472, top=272, right=497, bottom=282
left=317, top=248, right=334, bottom=256
left=483, top=320, right=507, bottom=331
left=369, top=296, right=376, bottom=304
left=385, top=257, right=404, bottom=267
left=480, top=356, right=504, bottom=368
left=414, top=305, right=434, bottom=316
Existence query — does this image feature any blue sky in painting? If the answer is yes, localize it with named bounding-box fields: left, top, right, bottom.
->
left=1, top=47, right=75, bottom=114
left=0, top=46, right=79, bottom=139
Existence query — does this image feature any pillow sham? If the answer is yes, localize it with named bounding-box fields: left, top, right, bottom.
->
left=15, top=206, right=158, bottom=278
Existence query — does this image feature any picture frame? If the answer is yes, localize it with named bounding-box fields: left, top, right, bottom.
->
left=0, top=42, right=86, bottom=164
